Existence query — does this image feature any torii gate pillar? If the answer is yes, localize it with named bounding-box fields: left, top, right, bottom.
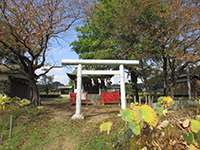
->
left=71, top=64, right=84, bottom=119
left=119, top=64, right=126, bottom=109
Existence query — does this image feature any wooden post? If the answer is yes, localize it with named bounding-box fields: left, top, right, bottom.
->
left=9, top=115, right=13, bottom=139
left=0, top=133, right=3, bottom=145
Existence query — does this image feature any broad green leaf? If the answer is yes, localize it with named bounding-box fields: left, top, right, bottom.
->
left=132, top=110, right=142, bottom=123
left=128, top=121, right=141, bottom=136
left=140, top=105, right=158, bottom=127
left=121, top=109, right=134, bottom=122
left=191, top=119, right=200, bottom=133
left=183, top=132, right=195, bottom=144
left=99, top=121, right=113, bottom=135
left=130, top=105, right=142, bottom=123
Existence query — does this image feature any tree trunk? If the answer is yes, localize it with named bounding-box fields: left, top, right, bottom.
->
left=140, top=60, right=149, bottom=92
left=163, top=56, right=168, bottom=96
left=186, top=66, right=192, bottom=100
left=169, top=58, right=176, bottom=98
left=130, top=69, right=139, bottom=102
left=30, top=80, right=41, bottom=106
left=45, top=85, right=49, bottom=96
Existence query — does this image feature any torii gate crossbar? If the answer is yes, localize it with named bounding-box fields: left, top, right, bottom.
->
left=62, top=59, right=139, bottom=119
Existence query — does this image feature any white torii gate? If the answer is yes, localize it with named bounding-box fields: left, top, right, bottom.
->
left=62, top=59, right=139, bottom=119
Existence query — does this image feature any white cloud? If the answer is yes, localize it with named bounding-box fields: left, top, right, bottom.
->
left=36, top=67, right=69, bottom=85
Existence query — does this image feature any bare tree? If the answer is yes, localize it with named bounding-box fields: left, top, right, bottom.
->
left=0, top=0, right=83, bottom=105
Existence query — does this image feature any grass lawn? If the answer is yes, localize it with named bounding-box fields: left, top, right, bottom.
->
left=0, top=97, right=124, bottom=150
left=1, top=97, right=200, bottom=150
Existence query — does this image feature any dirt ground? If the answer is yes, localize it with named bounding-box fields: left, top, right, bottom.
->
left=2, top=98, right=199, bottom=150
left=0, top=97, right=122, bottom=150
left=36, top=98, right=121, bottom=150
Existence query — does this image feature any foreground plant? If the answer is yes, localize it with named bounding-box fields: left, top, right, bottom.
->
left=99, top=121, right=113, bottom=135
left=156, top=96, right=174, bottom=116
left=99, top=96, right=200, bottom=149
left=0, top=95, right=30, bottom=111
left=182, top=117, right=200, bottom=149
left=100, top=96, right=173, bottom=135
left=121, top=104, right=158, bottom=136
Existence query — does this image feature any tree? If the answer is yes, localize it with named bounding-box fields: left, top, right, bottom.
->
left=140, top=0, right=200, bottom=96
left=39, top=74, right=54, bottom=96
left=0, top=0, right=83, bottom=105
left=72, top=0, right=200, bottom=99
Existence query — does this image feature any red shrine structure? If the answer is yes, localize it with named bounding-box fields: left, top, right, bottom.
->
left=67, top=73, right=120, bottom=105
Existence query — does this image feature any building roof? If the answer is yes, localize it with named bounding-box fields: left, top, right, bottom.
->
left=0, top=65, right=28, bottom=80
left=0, top=65, right=20, bottom=73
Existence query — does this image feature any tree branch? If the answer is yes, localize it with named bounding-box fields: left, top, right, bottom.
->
left=36, top=66, right=54, bottom=79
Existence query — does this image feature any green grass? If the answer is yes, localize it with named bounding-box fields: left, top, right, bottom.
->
left=0, top=107, right=49, bottom=150
left=1, top=97, right=199, bottom=150
left=0, top=97, right=123, bottom=150
left=0, top=98, right=69, bottom=150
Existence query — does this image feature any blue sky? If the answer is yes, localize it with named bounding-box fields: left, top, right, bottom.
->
left=38, top=26, right=79, bottom=85
left=37, top=25, right=138, bottom=85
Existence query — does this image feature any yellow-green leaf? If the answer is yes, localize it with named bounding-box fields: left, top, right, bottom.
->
left=128, top=121, right=141, bottom=135
left=191, top=119, right=200, bottom=133
left=100, top=121, right=113, bottom=135
left=130, top=105, right=142, bottom=123
left=121, top=109, right=134, bottom=122
left=140, top=105, right=158, bottom=127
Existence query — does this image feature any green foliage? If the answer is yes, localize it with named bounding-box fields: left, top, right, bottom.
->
left=0, top=95, right=30, bottom=111
left=101, top=104, right=158, bottom=137
left=121, top=108, right=135, bottom=122
left=191, top=119, right=200, bottom=134
left=17, top=99, right=31, bottom=107
left=183, top=119, right=200, bottom=148
left=183, top=132, right=195, bottom=145
left=100, top=97, right=175, bottom=137
left=99, top=121, right=113, bottom=135
left=120, top=104, right=158, bottom=136
left=0, top=95, right=14, bottom=110
left=72, top=0, right=180, bottom=62
left=140, top=105, right=158, bottom=127
left=156, top=96, right=174, bottom=116
left=128, top=121, right=141, bottom=136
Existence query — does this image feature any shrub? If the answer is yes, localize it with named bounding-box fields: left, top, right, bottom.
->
left=100, top=96, right=200, bottom=149
left=0, top=95, right=31, bottom=111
